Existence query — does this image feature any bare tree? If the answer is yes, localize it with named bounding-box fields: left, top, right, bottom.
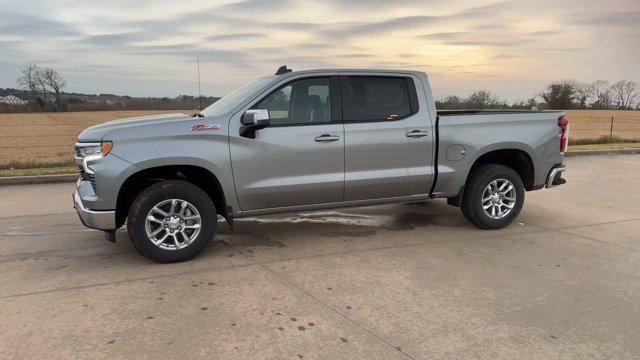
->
left=610, top=80, right=639, bottom=109
left=35, top=68, right=50, bottom=105
left=16, top=62, right=43, bottom=108
left=15, top=62, right=67, bottom=111
left=41, top=67, right=66, bottom=109
left=591, top=80, right=612, bottom=109
left=574, top=82, right=595, bottom=109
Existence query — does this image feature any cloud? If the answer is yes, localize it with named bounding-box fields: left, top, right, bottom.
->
left=0, top=11, right=80, bottom=38
left=79, top=32, right=156, bottom=47
left=570, top=10, right=640, bottom=26
left=446, top=40, right=525, bottom=48
left=206, top=33, right=266, bottom=41
left=0, top=0, right=638, bottom=99
left=317, top=16, right=443, bottom=40
left=418, top=32, right=470, bottom=40
left=220, top=0, right=293, bottom=11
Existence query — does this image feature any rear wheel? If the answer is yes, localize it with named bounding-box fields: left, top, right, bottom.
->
left=461, top=164, right=525, bottom=229
left=127, top=180, right=216, bottom=262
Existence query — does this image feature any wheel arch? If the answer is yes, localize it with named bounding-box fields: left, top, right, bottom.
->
left=116, top=164, right=228, bottom=228
left=468, top=145, right=536, bottom=191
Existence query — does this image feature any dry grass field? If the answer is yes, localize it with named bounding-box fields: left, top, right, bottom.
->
left=564, top=110, right=640, bottom=141
left=0, top=109, right=639, bottom=169
left=0, top=110, right=186, bottom=168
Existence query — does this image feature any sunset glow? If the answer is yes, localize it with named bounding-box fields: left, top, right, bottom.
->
left=0, top=0, right=638, bottom=100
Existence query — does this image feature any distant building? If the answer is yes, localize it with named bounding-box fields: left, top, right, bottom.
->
left=0, top=95, right=29, bottom=105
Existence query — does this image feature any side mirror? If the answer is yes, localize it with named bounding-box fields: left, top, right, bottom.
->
left=240, top=109, right=270, bottom=138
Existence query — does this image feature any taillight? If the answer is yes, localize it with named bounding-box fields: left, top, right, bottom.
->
left=558, top=115, right=569, bottom=153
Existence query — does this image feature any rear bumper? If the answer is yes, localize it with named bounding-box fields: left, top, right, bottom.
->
left=546, top=164, right=567, bottom=188
left=73, top=190, right=116, bottom=231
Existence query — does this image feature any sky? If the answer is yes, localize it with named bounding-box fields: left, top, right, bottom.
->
left=0, top=0, right=638, bottom=101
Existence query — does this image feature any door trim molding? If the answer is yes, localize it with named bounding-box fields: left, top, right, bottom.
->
left=237, top=194, right=430, bottom=217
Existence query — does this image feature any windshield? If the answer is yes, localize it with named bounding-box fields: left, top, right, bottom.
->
left=199, top=77, right=273, bottom=117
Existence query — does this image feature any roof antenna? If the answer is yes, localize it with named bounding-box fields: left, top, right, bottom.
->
left=197, top=53, right=202, bottom=110
left=275, top=65, right=292, bottom=75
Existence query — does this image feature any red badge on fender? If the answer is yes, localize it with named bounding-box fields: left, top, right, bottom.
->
left=191, top=124, right=220, bottom=131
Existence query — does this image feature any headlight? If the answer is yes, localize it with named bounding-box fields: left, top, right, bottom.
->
left=75, top=141, right=113, bottom=175
left=75, top=141, right=112, bottom=158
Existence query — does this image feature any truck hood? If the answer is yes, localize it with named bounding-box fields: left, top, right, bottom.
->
left=77, top=113, right=192, bottom=142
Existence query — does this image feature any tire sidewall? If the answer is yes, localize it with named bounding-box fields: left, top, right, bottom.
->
left=470, top=165, right=525, bottom=229
left=128, top=181, right=216, bottom=262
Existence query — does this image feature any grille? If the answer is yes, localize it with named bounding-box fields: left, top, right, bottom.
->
left=77, top=166, right=96, bottom=192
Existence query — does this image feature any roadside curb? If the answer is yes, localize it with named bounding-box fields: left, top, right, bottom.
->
left=0, top=173, right=77, bottom=186
left=565, top=148, right=640, bottom=157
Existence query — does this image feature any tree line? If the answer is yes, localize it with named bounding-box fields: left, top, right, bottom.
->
left=2, top=62, right=218, bottom=113
left=5, top=62, right=639, bottom=113
left=437, top=79, right=639, bottom=110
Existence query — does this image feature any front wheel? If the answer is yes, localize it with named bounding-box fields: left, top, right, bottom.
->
left=460, top=164, right=525, bottom=229
left=127, top=180, right=217, bottom=262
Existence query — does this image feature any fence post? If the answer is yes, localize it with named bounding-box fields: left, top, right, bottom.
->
left=609, top=116, right=614, bottom=143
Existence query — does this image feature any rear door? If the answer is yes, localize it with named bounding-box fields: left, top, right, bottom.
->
left=230, top=76, right=345, bottom=211
left=341, top=74, right=434, bottom=201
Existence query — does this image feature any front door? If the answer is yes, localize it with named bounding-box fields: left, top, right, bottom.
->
left=341, top=75, right=434, bottom=201
left=230, top=76, right=344, bottom=211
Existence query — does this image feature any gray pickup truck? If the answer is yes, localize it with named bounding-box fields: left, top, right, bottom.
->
left=74, top=66, right=568, bottom=262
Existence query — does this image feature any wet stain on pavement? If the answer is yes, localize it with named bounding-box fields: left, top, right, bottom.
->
left=297, top=326, right=305, bottom=331
left=340, top=337, right=348, bottom=343
left=320, top=229, right=377, bottom=238
left=227, top=234, right=287, bottom=249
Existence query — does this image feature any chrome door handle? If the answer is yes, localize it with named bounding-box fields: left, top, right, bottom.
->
left=406, top=130, right=429, bottom=138
left=314, top=134, right=340, bottom=143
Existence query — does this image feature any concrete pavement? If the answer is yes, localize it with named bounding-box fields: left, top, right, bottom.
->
left=1, top=155, right=639, bottom=359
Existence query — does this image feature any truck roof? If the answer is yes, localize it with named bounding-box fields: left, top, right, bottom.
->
left=274, top=68, right=428, bottom=78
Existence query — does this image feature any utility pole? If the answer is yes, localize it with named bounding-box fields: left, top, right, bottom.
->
left=197, top=53, right=202, bottom=110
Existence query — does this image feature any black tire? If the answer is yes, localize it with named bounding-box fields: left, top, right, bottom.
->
left=460, top=164, right=525, bottom=230
left=127, top=180, right=216, bottom=263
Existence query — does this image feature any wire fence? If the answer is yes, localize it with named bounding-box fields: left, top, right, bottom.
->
left=0, top=113, right=639, bottom=169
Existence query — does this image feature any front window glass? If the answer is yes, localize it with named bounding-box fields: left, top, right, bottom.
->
left=253, top=77, right=331, bottom=125
left=200, top=77, right=273, bottom=117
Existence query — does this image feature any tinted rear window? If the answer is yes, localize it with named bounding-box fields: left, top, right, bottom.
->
left=342, top=77, right=413, bottom=121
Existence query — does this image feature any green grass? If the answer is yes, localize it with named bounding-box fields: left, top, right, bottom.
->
left=0, top=166, right=77, bottom=177
left=569, top=135, right=640, bottom=145
left=567, top=143, right=640, bottom=152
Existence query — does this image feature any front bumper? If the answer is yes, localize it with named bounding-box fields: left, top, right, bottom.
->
left=73, top=190, right=116, bottom=231
left=546, top=164, right=567, bottom=188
